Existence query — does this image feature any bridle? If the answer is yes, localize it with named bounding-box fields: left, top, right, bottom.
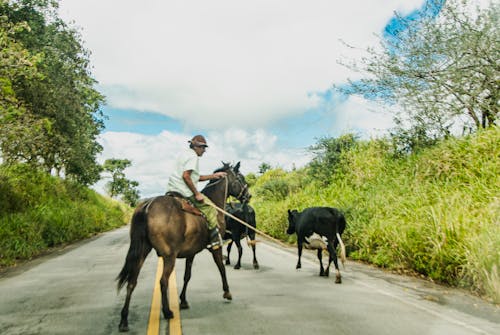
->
left=203, top=167, right=249, bottom=203
left=226, top=169, right=249, bottom=203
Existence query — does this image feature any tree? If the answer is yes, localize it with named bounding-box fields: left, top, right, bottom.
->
left=258, top=162, right=271, bottom=174
left=0, top=0, right=105, bottom=185
left=0, top=8, right=45, bottom=163
left=102, top=158, right=140, bottom=206
left=339, top=0, right=499, bottom=149
left=121, top=180, right=140, bottom=207
left=308, top=133, right=358, bottom=184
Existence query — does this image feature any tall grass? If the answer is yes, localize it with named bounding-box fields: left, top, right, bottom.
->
left=251, top=127, right=499, bottom=303
left=0, top=164, right=131, bottom=267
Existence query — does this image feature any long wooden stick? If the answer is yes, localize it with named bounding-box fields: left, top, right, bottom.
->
left=206, top=202, right=291, bottom=249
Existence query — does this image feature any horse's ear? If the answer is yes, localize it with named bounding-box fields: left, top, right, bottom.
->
left=221, top=161, right=229, bottom=169
left=234, top=161, right=240, bottom=172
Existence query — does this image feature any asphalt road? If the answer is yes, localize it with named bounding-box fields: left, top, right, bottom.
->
left=0, top=226, right=498, bottom=335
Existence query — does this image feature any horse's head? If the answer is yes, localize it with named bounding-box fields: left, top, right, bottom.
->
left=218, top=161, right=251, bottom=203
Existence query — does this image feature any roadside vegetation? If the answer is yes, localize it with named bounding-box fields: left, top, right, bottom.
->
left=0, top=1, right=135, bottom=268
left=0, top=163, right=131, bottom=267
left=249, top=0, right=499, bottom=303
left=250, top=127, right=499, bottom=303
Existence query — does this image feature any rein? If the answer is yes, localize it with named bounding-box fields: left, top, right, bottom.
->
left=202, top=176, right=228, bottom=203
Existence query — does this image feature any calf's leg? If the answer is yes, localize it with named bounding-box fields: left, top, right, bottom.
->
left=296, top=241, right=303, bottom=269
left=328, top=242, right=341, bottom=283
left=317, top=249, right=326, bottom=276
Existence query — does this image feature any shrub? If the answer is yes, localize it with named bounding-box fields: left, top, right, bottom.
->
left=0, top=163, right=130, bottom=267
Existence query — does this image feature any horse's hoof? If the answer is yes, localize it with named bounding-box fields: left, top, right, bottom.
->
left=335, top=276, right=342, bottom=284
left=118, top=323, right=129, bottom=332
left=234, top=264, right=241, bottom=270
left=223, top=291, right=232, bottom=300
left=320, top=272, right=326, bottom=277
left=225, top=260, right=230, bottom=265
left=163, top=309, right=174, bottom=319
left=253, top=264, right=259, bottom=270
left=180, top=301, right=190, bottom=309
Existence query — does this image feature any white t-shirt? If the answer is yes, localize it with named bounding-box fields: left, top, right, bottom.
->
left=166, top=148, right=200, bottom=197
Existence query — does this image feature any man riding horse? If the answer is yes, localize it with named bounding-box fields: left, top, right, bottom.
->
left=166, top=135, right=227, bottom=250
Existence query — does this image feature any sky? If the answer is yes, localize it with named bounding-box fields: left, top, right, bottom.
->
left=55, top=0, right=468, bottom=198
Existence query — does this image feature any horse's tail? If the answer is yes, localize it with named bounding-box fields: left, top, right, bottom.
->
left=116, top=202, right=151, bottom=291
left=336, top=214, right=347, bottom=268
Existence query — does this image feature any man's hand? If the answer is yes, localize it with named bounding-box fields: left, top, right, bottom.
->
left=213, top=172, right=227, bottom=179
left=194, top=192, right=204, bottom=203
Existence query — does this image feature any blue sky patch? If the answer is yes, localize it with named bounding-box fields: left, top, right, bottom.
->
left=101, top=107, right=184, bottom=135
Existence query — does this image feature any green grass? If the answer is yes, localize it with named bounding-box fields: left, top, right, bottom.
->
left=0, top=164, right=131, bottom=267
left=250, top=127, right=499, bottom=303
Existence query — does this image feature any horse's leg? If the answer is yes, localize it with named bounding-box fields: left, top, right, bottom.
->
left=318, top=248, right=326, bottom=276
left=119, top=246, right=152, bottom=332
left=210, top=247, right=232, bottom=300
left=251, top=241, right=259, bottom=269
left=296, top=241, right=303, bottom=269
left=225, top=240, right=233, bottom=265
left=119, top=282, right=135, bottom=332
left=234, top=237, right=243, bottom=269
left=179, top=256, right=194, bottom=309
left=160, top=255, right=176, bottom=319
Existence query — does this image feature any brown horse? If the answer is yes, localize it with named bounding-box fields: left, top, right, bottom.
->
left=116, top=162, right=250, bottom=332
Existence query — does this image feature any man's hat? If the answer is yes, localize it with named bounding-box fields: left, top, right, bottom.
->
left=189, top=135, right=208, bottom=147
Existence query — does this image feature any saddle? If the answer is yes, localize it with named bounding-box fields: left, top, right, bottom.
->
left=165, top=192, right=204, bottom=217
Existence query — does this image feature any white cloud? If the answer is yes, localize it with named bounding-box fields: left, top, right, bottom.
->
left=57, top=0, right=432, bottom=198
left=95, top=129, right=312, bottom=198
left=331, top=95, right=397, bottom=138
left=59, top=0, right=424, bottom=129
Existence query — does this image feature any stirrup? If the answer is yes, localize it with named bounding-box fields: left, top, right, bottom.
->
left=207, top=240, right=221, bottom=250
left=207, top=228, right=222, bottom=250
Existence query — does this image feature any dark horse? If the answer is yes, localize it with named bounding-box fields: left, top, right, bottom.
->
left=116, top=162, right=250, bottom=332
left=224, top=202, right=259, bottom=270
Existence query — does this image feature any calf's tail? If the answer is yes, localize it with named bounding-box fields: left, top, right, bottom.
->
left=336, top=215, right=347, bottom=268
left=336, top=233, right=346, bottom=268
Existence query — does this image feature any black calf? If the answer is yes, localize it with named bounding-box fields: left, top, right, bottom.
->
left=287, top=207, right=346, bottom=283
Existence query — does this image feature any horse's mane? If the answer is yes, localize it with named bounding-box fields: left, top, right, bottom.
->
left=206, top=164, right=231, bottom=185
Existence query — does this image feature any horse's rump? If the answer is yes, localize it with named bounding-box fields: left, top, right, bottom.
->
left=145, top=195, right=208, bottom=257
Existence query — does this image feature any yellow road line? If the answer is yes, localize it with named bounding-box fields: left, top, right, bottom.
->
left=168, top=264, right=182, bottom=335
left=147, top=258, right=163, bottom=335
left=147, top=258, right=182, bottom=335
